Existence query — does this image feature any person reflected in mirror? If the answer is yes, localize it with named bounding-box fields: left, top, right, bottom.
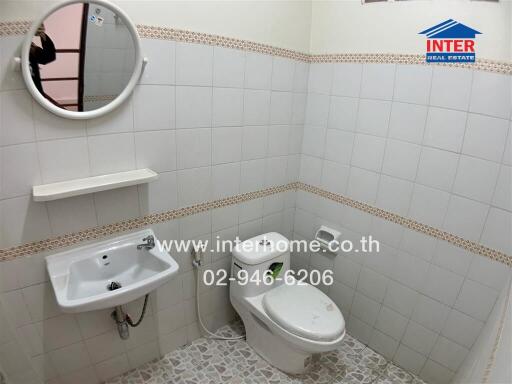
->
left=29, top=24, right=56, bottom=94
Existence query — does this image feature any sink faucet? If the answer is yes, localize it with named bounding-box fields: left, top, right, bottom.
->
left=137, top=235, right=155, bottom=250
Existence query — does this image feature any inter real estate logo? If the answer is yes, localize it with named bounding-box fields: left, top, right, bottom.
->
left=419, top=19, right=481, bottom=63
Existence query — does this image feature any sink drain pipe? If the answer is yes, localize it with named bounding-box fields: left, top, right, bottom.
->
left=112, top=294, right=150, bottom=339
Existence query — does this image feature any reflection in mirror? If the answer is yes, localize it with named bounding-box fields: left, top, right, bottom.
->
left=29, top=2, right=136, bottom=112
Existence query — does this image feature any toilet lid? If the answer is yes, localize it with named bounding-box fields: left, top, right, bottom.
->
left=262, top=283, right=345, bottom=341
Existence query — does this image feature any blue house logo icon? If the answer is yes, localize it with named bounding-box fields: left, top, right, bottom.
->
left=419, top=19, right=481, bottom=63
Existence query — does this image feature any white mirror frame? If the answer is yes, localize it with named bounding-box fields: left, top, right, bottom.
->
left=21, top=0, right=144, bottom=120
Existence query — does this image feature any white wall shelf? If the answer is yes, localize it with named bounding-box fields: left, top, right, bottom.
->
left=33, top=169, right=159, bottom=202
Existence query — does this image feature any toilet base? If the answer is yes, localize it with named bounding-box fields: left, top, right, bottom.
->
left=233, top=300, right=312, bottom=374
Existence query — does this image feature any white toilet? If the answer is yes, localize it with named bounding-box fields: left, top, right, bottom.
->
left=230, top=232, right=346, bottom=374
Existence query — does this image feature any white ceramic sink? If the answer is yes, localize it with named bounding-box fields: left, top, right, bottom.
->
left=46, top=229, right=179, bottom=313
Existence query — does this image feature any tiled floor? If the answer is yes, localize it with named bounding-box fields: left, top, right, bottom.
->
left=107, top=322, right=427, bottom=384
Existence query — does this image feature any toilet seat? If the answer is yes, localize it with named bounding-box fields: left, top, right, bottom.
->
left=262, top=283, right=345, bottom=342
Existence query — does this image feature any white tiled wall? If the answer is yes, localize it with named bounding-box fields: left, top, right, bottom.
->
left=1, top=30, right=511, bottom=384
left=294, top=192, right=511, bottom=384
left=0, top=35, right=308, bottom=249
left=299, top=63, right=512, bottom=256
left=0, top=34, right=304, bottom=384
left=294, top=62, right=512, bottom=384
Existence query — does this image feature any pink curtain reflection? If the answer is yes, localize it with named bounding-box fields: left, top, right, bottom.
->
left=33, top=3, right=83, bottom=107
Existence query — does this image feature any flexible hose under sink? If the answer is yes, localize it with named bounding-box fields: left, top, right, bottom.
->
left=126, top=294, right=149, bottom=327
left=193, top=258, right=245, bottom=341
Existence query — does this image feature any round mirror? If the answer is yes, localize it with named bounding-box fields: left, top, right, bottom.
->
left=21, top=0, right=143, bottom=119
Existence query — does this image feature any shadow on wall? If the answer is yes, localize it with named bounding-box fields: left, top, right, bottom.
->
left=0, top=255, right=237, bottom=383
left=0, top=299, right=41, bottom=383
left=453, top=277, right=512, bottom=384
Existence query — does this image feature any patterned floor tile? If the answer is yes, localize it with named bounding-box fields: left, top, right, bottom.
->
left=106, top=321, right=426, bottom=384
left=333, top=365, right=378, bottom=384
left=377, top=364, right=414, bottom=384
left=358, top=348, right=388, bottom=374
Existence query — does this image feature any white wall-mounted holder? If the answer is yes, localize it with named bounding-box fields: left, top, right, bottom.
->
left=142, top=56, right=149, bottom=74
left=12, top=56, right=22, bottom=72
left=315, top=225, right=342, bottom=253
left=32, top=168, right=158, bottom=202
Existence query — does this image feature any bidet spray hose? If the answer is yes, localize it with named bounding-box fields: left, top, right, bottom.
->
left=192, top=248, right=245, bottom=340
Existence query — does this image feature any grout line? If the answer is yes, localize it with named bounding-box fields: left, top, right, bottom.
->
left=263, top=57, right=275, bottom=188
left=235, top=50, right=247, bottom=235
left=441, top=68, right=474, bottom=220
left=209, top=47, right=215, bottom=237
left=316, top=65, right=334, bottom=191
left=433, top=72, right=480, bottom=365
left=344, top=64, right=365, bottom=200
left=408, top=64, right=435, bottom=223
left=372, top=63, right=398, bottom=230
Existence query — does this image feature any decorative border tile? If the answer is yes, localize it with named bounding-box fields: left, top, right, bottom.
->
left=0, top=184, right=294, bottom=262
left=0, top=21, right=510, bottom=74
left=137, top=24, right=310, bottom=62
left=309, top=53, right=512, bottom=75
left=1, top=182, right=510, bottom=268
left=83, top=94, right=116, bottom=102
left=138, top=24, right=511, bottom=74
left=0, top=20, right=31, bottom=36
left=296, top=182, right=512, bottom=267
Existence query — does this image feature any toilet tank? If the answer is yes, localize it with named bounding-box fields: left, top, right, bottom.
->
left=230, top=232, right=290, bottom=298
